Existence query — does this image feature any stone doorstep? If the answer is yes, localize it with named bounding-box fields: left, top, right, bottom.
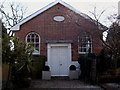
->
left=42, top=71, right=79, bottom=80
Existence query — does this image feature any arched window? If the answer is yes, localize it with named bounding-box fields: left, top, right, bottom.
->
left=26, top=32, right=40, bottom=55
left=78, top=33, right=92, bottom=54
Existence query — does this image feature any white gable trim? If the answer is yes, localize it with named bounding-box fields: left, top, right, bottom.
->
left=10, top=0, right=93, bottom=31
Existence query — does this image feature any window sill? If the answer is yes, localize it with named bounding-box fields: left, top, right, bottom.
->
left=32, top=53, right=40, bottom=55
left=78, top=52, right=88, bottom=54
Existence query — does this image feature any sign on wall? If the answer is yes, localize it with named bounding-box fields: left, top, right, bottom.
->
left=53, top=16, right=65, bottom=22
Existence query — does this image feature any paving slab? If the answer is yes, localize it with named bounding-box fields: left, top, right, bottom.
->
left=100, top=83, right=120, bottom=90
left=29, top=80, right=103, bottom=89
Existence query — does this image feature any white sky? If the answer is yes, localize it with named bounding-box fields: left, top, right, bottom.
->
left=0, top=0, right=119, bottom=27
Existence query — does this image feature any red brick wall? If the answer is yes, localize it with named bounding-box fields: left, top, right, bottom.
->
left=14, top=4, right=103, bottom=61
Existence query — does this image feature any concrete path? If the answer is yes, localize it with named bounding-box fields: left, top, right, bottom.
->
left=29, top=80, right=103, bottom=89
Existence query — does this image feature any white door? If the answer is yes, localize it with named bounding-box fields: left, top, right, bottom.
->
left=50, top=46, right=69, bottom=76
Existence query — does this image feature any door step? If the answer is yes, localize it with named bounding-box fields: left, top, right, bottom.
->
left=51, top=76, right=69, bottom=80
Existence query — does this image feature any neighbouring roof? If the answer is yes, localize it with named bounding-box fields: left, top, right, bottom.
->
left=10, top=0, right=106, bottom=31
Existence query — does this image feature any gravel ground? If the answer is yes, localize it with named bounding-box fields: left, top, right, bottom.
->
left=29, top=80, right=103, bottom=89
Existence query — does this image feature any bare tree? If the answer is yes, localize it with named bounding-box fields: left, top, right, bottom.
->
left=1, top=2, right=27, bottom=36
left=106, top=21, right=120, bottom=69
left=90, top=6, right=120, bottom=70
left=89, top=6, right=107, bottom=39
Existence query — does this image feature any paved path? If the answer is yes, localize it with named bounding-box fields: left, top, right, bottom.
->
left=100, top=83, right=120, bottom=90
left=29, top=80, right=103, bottom=89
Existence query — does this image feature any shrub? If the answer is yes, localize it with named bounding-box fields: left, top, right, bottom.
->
left=2, top=35, right=34, bottom=89
left=78, top=53, right=97, bottom=81
left=43, top=66, right=50, bottom=71
left=96, top=49, right=112, bottom=75
left=31, top=55, right=46, bottom=79
left=70, top=65, right=76, bottom=70
left=78, top=55, right=92, bottom=79
left=117, top=58, right=120, bottom=68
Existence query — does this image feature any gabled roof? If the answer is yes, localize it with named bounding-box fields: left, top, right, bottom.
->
left=10, top=0, right=105, bottom=31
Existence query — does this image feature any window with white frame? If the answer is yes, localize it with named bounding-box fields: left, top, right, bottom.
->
left=78, top=33, right=92, bottom=54
left=26, top=32, right=40, bottom=55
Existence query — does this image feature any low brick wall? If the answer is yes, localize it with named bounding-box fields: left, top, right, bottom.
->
left=98, top=75, right=120, bottom=83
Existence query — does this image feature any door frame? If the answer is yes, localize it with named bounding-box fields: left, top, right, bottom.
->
left=47, top=43, right=72, bottom=76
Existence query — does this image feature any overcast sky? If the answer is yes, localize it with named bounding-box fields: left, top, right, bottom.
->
left=0, top=0, right=119, bottom=27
